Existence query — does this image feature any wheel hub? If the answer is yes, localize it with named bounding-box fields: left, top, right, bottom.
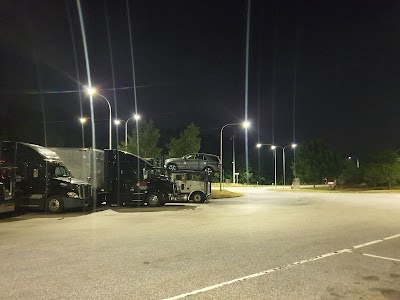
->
left=149, top=195, right=159, bottom=205
left=49, top=199, right=60, bottom=211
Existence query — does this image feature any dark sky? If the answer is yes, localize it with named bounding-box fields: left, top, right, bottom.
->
left=1, top=0, right=400, bottom=157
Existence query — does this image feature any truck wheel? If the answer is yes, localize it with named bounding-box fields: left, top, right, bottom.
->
left=168, top=164, right=177, bottom=171
left=204, top=167, right=213, bottom=176
left=47, top=196, right=64, bottom=214
left=191, top=192, right=205, bottom=203
left=147, top=192, right=162, bottom=207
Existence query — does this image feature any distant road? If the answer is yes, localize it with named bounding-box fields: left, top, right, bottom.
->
left=1, top=187, right=399, bottom=299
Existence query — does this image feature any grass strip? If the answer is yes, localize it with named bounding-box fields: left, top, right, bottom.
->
left=210, top=189, right=244, bottom=199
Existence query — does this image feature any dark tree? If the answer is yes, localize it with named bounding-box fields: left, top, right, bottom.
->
left=293, top=139, right=342, bottom=188
left=363, top=150, right=400, bottom=189
left=119, top=120, right=162, bottom=159
left=168, top=123, right=201, bottom=157
left=337, top=160, right=363, bottom=187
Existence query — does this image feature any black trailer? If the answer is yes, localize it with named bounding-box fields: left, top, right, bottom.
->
left=0, top=164, right=17, bottom=214
left=0, top=142, right=92, bottom=213
left=49, top=148, right=178, bottom=207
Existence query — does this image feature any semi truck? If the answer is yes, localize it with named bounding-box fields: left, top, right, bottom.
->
left=0, top=142, right=92, bottom=213
left=49, top=148, right=178, bottom=207
left=169, top=170, right=211, bottom=203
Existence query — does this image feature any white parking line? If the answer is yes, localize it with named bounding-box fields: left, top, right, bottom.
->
left=352, top=239, right=383, bottom=249
left=163, top=248, right=352, bottom=300
left=363, top=253, right=400, bottom=262
left=163, top=234, right=400, bottom=300
left=383, top=233, right=400, bottom=240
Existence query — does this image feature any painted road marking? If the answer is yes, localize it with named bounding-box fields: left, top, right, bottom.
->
left=163, top=234, right=400, bottom=300
left=383, top=233, right=400, bottom=240
left=164, top=248, right=352, bottom=300
left=352, top=239, right=383, bottom=249
left=363, top=253, right=400, bottom=262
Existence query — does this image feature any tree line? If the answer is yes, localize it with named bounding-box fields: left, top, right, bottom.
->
left=293, top=139, right=400, bottom=189
left=118, top=120, right=201, bottom=159
left=115, top=120, right=400, bottom=189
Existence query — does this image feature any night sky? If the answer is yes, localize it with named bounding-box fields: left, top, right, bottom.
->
left=1, top=0, right=400, bottom=158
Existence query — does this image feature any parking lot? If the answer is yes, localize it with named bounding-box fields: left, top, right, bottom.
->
left=1, top=187, right=399, bottom=299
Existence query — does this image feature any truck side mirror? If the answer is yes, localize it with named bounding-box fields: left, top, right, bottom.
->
left=143, top=168, right=148, bottom=180
left=33, top=169, right=39, bottom=178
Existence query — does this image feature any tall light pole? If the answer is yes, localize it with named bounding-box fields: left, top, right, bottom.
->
left=271, top=145, right=277, bottom=186
left=116, top=114, right=141, bottom=148
left=232, top=134, right=236, bottom=184
left=114, top=119, right=122, bottom=147
left=271, top=143, right=298, bottom=186
left=293, top=143, right=297, bottom=165
left=348, top=156, right=360, bottom=168
left=290, top=143, right=297, bottom=181
left=258, top=143, right=297, bottom=186
left=79, top=117, right=91, bottom=148
left=256, top=143, right=274, bottom=185
left=282, top=144, right=298, bottom=185
left=220, top=121, right=250, bottom=191
left=86, top=87, right=112, bottom=150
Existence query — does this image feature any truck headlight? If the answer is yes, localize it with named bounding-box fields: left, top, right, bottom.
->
left=67, top=191, right=79, bottom=198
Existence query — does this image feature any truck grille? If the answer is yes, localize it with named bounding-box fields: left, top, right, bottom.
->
left=78, top=184, right=92, bottom=199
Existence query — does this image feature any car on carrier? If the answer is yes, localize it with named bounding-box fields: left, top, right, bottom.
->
left=164, top=153, right=220, bottom=175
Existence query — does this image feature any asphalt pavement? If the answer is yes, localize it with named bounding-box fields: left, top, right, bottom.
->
left=0, top=187, right=399, bottom=300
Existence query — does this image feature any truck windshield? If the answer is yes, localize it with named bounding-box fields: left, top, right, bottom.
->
left=51, top=164, right=71, bottom=177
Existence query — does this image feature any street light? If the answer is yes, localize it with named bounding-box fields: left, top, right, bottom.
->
left=348, top=156, right=360, bottom=168
left=276, top=144, right=298, bottom=185
left=258, top=143, right=297, bottom=186
left=79, top=117, right=89, bottom=124
left=220, top=121, right=251, bottom=191
left=270, top=145, right=277, bottom=187
left=78, top=117, right=91, bottom=147
left=85, top=86, right=112, bottom=150
left=292, top=143, right=298, bottom=165
left=257, top=143, right=275, bottom=186
left=115, top=114, right=141, bottom=148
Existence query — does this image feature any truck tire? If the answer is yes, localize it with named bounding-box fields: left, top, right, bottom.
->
left=147, top=192, right=162, bottom=207
left=46, top=196, right=64, bottom=214
left=191, top=191, right=205, bottom=203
